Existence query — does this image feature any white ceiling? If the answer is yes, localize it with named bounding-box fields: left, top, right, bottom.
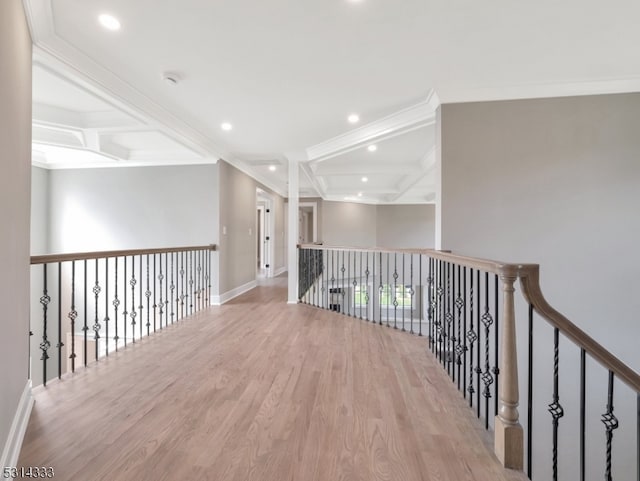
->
left=25, top=0, right=640, bottom=202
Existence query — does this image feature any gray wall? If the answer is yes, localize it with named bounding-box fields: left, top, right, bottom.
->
left=31, top=167, right=49, bottom=255
left=376, top=204, right=435, bottom=249
left=319, top=201, right=435, bottom=249
left=440, top=93, right=640, bottom=367
left=218, top=161, right=287, bottom=292
left=439, top=93, right=640, bottom=479
left=218, top=161, right=257, bottom=292
left=0, top=0, right=31, bottom=465
left=48, top=165, right=219, bottom=253
left=321, top=201, right=377, bottom=246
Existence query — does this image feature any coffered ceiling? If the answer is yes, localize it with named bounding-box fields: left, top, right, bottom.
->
left=25, top=0, right=640, bottom=203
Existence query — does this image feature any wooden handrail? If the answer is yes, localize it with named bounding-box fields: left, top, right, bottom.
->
left=31, top=244, right=217, bottom=265
left=518, top=265, right=640, bottom=393
left=297, top=243, right=531, bottom=278
left=298, top=243, right=640, bottom=393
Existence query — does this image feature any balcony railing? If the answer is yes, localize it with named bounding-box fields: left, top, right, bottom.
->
left=298, top=244, right=640, bottom=481
left=30, top=244, right=216, bottom=387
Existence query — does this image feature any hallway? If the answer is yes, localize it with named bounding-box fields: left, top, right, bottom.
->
left=18, top=279, right=524, bottom=481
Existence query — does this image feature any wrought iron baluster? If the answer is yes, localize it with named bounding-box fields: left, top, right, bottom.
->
left=548, top=327, right=564, bottom=481
left=180, top=252, right=185, bottom=320
left=113, top=258, right=120, bottom=351
left=455, top=265, right=464, bottom=390
left=379, top=252, right=383, bottom=325
left=130, top=256, right=137, bottom=342
left=170, top=252, right=175, bottom=324
left=602, top=371, right=619, bottom=481
left=446, top=262, right=452, bottom=374
left=104, top=258, right=109, bottom=357
left=402, top=253, right=405, bottom=331
left=93, top=259, right=102, bottom=361
left=189, top=250, right=194, bottom=315
left=358, top=251, right=362, bottom=319
left=197, top=250, right=202, bottom=311
left=527, top=303, right=534, bottom=479
left=580, top=348, right=586, bottom=481
left=206, top=249, right=211, bottom=305
left=138, top=255, right=143, bottom=337
left=364, top=251, right=370, bottom=321
left=57, top=262, right=63, bottom=378
left=386, top=253, right=390, bottom=326
left=392, top=253, right=398, bottom=329
left=40, top=264, right=51, bottom=386
left=476, top=269, right=481, bottom=417
left=83, top=260, right=88, bottom=365
left=352, top=250, right=358, bottom=317
left=437, top=260, right=444, bottom=364
left=153, top=254, right=157, bottom=330
left=427, top=257, right=433, bottom=346
left=145, top=254, right=151, bottom=336
left=198, top=250, right=205, bottom=309
left=462, top=267, right=467, bottom=398
left=341, top=251, right=346, bottom=315
left=494, top=273, right=500, bottom=417
left=158, top=254, right=164, bottom=329
left=347, top=250, right=351, bottom=316
left=467, top=268, right=476, bottom=407
left=418, top=255, right=423, bottom=337
left=123, top=258, right=127, bottom=347
left=69, top=261, right=77, bottom=372
left=481, top=271, right=494, bottom=429
left=409, top=254, right=414, bottom=334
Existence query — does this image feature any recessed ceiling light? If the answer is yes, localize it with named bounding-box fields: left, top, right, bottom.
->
left=358, top=192, right=363, bottom=197
left=221, top=122, right=233, bottom=131
left=98, top=14, right=121, bottom=31
left=269, top=165, right=276, bottom=171
left=367, top=145, right=377, bottom=152
left=348, top=114, right=360, bottom=124
left=361, top=176, right=368, bottom=182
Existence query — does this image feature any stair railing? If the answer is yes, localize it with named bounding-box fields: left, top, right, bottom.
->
left=297, top=244, right=640, bottom=480
left=30, top=244, right=216, bottom=387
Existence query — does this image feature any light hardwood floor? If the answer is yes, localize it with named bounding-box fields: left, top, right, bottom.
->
left=18, top=279, right=526, bottom=481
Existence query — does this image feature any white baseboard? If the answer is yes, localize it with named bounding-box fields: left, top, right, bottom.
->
left=273, top=266, right=287, bottom=277
left=211, top=280, right=257, bottom=305
left=1, top=380, right=34, bottom=469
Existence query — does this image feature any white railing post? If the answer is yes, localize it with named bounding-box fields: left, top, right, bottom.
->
left=494, top=271, right=523, bottom=469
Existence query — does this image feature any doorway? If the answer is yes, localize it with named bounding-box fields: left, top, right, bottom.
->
left=256, top=188, right=275, bottom=278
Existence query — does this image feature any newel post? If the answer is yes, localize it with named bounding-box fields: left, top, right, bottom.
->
left=494, top=272, right=523, bottom=469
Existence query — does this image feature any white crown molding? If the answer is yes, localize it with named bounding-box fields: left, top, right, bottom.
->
left=313, top=162, right=419, bottom=177
left=32, top=38, right=223, bottom=163
left=388, top=148, right=436, bottom=203
left=300, top=163, right=326, bottom=198
left=438, top=76, right=640, bottom=105
left=306, top=90, right=438, bottom=163
left=22, top=0, right=54, bottom=44
left=220, top=157, right=287, bottom=198
left=36, top=158, right=219, bottom=170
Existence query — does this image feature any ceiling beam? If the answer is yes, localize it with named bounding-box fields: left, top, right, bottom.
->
left=388, top=148, right=437, bottom=203
left=306, top=90, right=439, bottom=163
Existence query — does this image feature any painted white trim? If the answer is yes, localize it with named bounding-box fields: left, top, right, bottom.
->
left=1, top=380, right=34, bottom=469
left=306, top=91, right=438, bottom=162
left=274, top=266, right=287, bottom=277
left=287, top=301, right=299, bottom=305
left=439, top=75, right=640, bottom=105
left=210, top=280, right=257, bottom=305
